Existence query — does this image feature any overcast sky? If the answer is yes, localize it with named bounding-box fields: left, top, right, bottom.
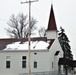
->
left=0, top=0, right=76, bottom=59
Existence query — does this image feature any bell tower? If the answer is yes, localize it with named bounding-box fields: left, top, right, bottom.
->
left=46, top=4, right=57, bottom=39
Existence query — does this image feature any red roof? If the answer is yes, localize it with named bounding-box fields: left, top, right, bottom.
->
left=0, top=37, right=55, bottom=50
left=47, top=5, right=57, bottom=31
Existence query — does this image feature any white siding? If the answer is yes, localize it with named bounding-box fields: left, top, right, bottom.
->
left=49, top=38, right=63, bottom=72
left=46, top=31, right=57, bottom=39
left=0, top=38, right=63, bottom=75
left=0, top=50, right=51, bottom=75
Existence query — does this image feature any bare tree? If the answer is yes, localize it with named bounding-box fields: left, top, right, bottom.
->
left=38, top=27, right=46, bottom=37
left=5, top=13, right=37, bottom=38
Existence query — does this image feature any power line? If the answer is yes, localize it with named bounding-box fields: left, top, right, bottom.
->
left=0, top=19, right=8, bottom=21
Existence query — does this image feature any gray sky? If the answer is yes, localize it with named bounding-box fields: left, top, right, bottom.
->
left=0, top=0, right=76, bottom=59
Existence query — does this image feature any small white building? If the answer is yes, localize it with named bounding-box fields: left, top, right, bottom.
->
left=0, top=5, right=63, bottom=75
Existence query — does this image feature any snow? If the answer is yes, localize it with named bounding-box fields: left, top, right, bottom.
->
left=4, top=41, right=50, bottom=50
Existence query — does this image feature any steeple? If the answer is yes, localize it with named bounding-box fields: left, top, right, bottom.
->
left=47, top=4, right=57, bottom=31
left=46, top=4, right=57, bottom=39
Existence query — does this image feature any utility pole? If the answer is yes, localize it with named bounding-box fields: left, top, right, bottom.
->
left=21, top=0, right=38, bottom=75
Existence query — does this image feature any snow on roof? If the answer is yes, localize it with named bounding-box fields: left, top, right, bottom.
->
left=3, top=41, right=50, bottom=50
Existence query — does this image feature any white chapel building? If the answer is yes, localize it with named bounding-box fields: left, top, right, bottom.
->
left=0, top=5, right=64, bottom=75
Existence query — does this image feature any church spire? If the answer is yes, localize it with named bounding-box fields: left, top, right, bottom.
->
left=47, top=4, right=57, bottom=31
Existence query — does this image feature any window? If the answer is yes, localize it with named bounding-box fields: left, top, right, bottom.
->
left=22, top=56, right=26, bottom=60
left=22, top=56, right=26, bottom=68
left=6, top=56, right=10, bottom=69
left=6, top=56, right=10, bottom=59
left=34, top=61, right=37, bottom=68
left=22, top=61, right=26, bottom=68
left=34, top=53, right=37, bottom=55
left=6, top=61, right=10, bottom=68
left=52, top=62, right=53, bottom=69
left=55, top=51, right=60, bottom=56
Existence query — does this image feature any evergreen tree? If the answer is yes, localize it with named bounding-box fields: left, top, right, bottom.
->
left=58, top=27, right=73, bottom=75
left=58, top=27, right=73, bottom=60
